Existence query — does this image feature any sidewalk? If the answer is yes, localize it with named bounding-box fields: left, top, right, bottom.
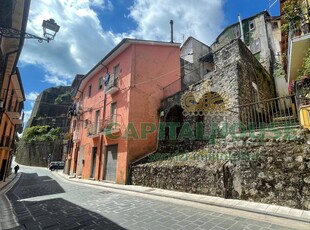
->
left=0, top=172, right=17, bottom=192
left=55, top=171, right=310, bottom=224
left=0, top=173, right=20, bottom=230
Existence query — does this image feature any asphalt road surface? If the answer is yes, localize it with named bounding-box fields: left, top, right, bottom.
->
left=3, top=166, right=309, bottom=230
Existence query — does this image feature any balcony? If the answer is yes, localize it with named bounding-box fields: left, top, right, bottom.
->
left=6, top=111, right=23, bottom=124
left=87, top=122, right=101, bottom=138
left=100, top=115, right=121, bottom=135
left=5, top=103, right=23, bottom=124
left=104, top=74, right=119, bottom=95
left=287, top=33, right=310, bottom=82
left=0, top=136, right=12, bottom=149
left=285, top=4, right=310, bottom=82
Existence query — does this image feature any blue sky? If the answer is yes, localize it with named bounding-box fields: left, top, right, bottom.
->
left=18, top=0, right=280, bottom=123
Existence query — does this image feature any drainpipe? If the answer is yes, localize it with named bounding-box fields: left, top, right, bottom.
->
left=98, top=63, right=108, bottom=180
left=98, top=94, right=106, bottom=180
left=170, top=20, right=174, bottom=43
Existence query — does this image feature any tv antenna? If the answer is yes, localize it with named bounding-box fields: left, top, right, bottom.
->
left=269, top=0, right=278, bottom=10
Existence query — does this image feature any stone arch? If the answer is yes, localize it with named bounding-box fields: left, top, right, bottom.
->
left=165, top=105, right=184, bottom=140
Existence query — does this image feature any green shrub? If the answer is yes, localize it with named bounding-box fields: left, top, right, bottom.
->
left=22, top=126, right=61, bottom=144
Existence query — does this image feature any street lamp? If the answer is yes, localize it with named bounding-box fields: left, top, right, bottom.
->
left=0, top=18, right=60, bottom=43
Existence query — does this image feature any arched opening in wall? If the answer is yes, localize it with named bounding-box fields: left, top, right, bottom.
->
left=165, top=105, right=184, bottom=140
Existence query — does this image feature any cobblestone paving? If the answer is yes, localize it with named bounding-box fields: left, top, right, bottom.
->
left=5, top=168, right=299, bottom=230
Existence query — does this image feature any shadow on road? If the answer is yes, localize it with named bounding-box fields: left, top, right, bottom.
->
left=10, top=173, right=65, bottom=199
left=6, top=173, right=126, bottom=229
left=7, top=198, right=126, bottom=229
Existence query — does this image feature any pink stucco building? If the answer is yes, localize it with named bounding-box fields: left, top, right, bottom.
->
left=66, top=39, right=180, bottom=184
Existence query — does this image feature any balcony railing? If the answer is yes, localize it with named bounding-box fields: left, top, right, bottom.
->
left=287, top=10, right=310, bottom=39
left=100, top=114, right=122, bottom=135
left=104, top=74, right=119, bottom=95
left=5, top=103, right=23, bottom=125
left=230, top=95, right=298, bottom=132
left=87, top=120, right=102, bottom=137
left=0, top=136, right=12, bottom=148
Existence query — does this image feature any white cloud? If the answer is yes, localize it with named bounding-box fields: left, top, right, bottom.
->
left=26, top=91, right=39, bottom=107
left=26, top=91, right=39, bottom=101
left=127, top=0, right=225, bottom=45
left=20, top=0, right=118, bottom=86
left=44, top=74, right=69, bottom=86
left=19, top=0, right=225, bottom=87
left=23, top=110, right=33, bottom=127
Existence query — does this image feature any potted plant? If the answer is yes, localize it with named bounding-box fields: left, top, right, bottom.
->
left=298, top=48, right=310, bottom=78
left=281, top=0, right=303, bottom=36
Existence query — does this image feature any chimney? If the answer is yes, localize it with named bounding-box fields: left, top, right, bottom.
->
left=170, top=20, right=174, bottom=43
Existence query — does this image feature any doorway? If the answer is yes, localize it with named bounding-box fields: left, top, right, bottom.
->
left=104, top=145, right=118, bottom=182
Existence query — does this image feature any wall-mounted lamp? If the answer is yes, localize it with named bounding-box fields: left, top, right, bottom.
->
left=0, top=18, right=60, bottom=43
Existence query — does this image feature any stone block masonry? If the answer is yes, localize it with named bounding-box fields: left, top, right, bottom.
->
left=16, top=140, right=64, bottom=167
left=131, top=128, right=310, bottom=210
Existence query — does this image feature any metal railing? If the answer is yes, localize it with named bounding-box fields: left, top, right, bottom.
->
left=87, top=120, right=102, bottom=136
left=230, top=95, right=298, bottom=132
left=287, top=10, right=310, bottom=38
left=99, top=114, right=122, bottom=134
left=104, top=74, right=118, bottom=91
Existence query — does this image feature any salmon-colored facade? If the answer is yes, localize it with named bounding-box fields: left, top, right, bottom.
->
left=66, top=39, right=180, bottom=184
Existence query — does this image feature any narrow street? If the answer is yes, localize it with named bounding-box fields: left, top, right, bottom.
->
left=0, top=166, right=308, bottom=230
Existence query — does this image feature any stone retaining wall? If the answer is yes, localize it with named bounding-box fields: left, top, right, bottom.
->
left=16, top=140, right=64, bottom=167
left=131, top=129, right=310, bottom=210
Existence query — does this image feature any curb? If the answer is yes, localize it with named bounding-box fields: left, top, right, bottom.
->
left=0, top=174, right=18, bottom=193
left=55, top=172, right=310, bottom=224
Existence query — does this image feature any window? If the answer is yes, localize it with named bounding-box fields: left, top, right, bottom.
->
left=272, top=21, right=279, bottom=29
left=233, top=26, right=240, bottom=39
left=113, top=64, right=120, bottom=82
left=249, top=19, right=255, bottom=31
left=250, top=38, right=261, bottom=54
left=98, top=77, right=103, bottom=90
left=94, top=110, right=100, bottom=134
left=113, top=64, right=120, bottom=77
left=88, top=85, right=92, bottom=97
left=110, top=102, right=117, bottom=124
